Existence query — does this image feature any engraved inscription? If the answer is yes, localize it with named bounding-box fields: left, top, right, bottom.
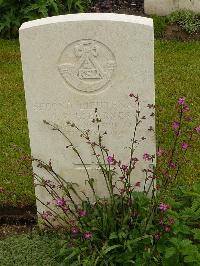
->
left=32, top=99, right=154, bottom=170
left=58, top=39, right=116, bottom=93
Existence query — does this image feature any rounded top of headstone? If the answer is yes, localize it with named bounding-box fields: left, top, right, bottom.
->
left=19, top=13, right=153, bottom=31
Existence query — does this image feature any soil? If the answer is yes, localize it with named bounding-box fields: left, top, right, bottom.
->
left=0, top=205, right=36, bottom=224
left=164, top=24, right=200, bottom=41
left=0, top=205, right=37, bottom=238
left=89, top=0, right=144, bottom=15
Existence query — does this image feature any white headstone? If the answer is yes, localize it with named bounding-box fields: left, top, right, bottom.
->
left=19, top=13, right=155, bottom=216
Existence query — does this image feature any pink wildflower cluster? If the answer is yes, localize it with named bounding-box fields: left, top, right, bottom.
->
left=71, top=227, right=79, bottom=234
left=164, top=225, right=171, bottom=232
left=121, top=164, right=128, bottom=172
left=70, top=227, right=92, bottom=240
left=55, top=197, right=66, bottom=207
left=84, top=231, right=92, bottom=239
left=156, top=148, right=165, bottom=157
left=156, top=217, right=175, bottom=241
left=159, top=203, right=170, bottom=212
left=107, top=155, right=116, bottom=165
left=181, top=142, right=189, bottom=150
left=172, top=121, right=180, bottom=130
left=41, top=211, right=52, bottom=220
left=143, top=153, right=154, bottom=161
left=195, top=126, right=200, bottom=133
left=154, top=232, right=162, bottom=241
left=168, top=161, right=176, bottom=169
left=177, top=97, right=189, bottom=112
left=178, top=97, right=185, bottom=105
left=159, top=217, right=175, bottom=235
left=107, top=155, right=129, bottom=173
left=77, top=209, right=87, bottom=217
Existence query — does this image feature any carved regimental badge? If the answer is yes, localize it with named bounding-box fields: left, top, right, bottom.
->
left=58, top=39, right=116, bottom=93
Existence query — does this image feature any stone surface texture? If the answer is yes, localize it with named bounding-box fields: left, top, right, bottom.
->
left=145, top=0, right=200, bottom=16
left=19, top=13, right=155, bottom=215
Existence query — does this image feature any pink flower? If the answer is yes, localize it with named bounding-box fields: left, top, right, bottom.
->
left=172, top=121, right=180, bottom=130
left=107, top=155, right=115, bottom=165
left=71, top=227, right=79, bottom=234
left=84, top=231, right=92, bottom=239
left=182, top=104, right=189, bottom=113
left=181, top=142, right=189, bottom=150
left=143, top=153, right=153, bottom=161
left=159, top=203, right=170, bottom=212
left=156, top=148, right=165, bottom=157
left=178, top=97, right=185, bottom=105
left=135, top=181, right=141, bottom=187
left=55, top=197, right=66, bottom=207
left=154, top=232, right=161, bottom=241
left=164, top=225, right=171, bottom=232
left=62, top=206, right=69, bottom=213
left=78, top=209, right=87, bottom=217
left=195, top=126, right=200, bottom=134
left=168, top=218, right=175, bottom=225
left=41, top=211, right=52, bottom=220
left=169, top=161, right=176, bottom=169
left=0, top=187, right=4, bottom=193
left=185, top=116, right=192, bottom=122
left=121, top=164, right=128, bottom=172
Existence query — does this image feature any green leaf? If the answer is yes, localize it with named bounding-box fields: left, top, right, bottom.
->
left=180, top=239, right=193, bottom=248
left=59, top=247, right=69, bottom=257
left=192, top=228, right=200, bottom=240
left=109, top=232, right=118, bottom=240
left=183, top=191, right=200, bottom=198
left=184, top=255, right=198, bottom=263
left=63, top=250, right=78, bottom=262
left=165, top=247, right=176, bottom=259
left=102, top=244, right=122, bottom=255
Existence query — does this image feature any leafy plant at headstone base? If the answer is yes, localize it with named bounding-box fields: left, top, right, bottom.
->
left=168, top=10, right=200, bottom=34
left=20, top=95, right=200, bottom=265
left=0, top=0, right=91, bottom=39
left=151, top=15, right=169, bottom=38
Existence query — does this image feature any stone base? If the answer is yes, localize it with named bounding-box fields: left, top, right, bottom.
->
left=144, top=0, right=200, bottom=16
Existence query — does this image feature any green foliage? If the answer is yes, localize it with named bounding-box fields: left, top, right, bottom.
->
left=0, top=0, right=91, bottom=38
left=168, top=10, right=200, bottom=34
left=1, top=184, right=200, bottom=265
left=55, top=181, right=200, bottom=265
left=0, top=231, right=61, bottom=266
left=152, top=15, right=169, bottom=38
left=156, top=183, right=200, bottom=265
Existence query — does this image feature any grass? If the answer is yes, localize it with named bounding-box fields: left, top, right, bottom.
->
left=155, top=40, right=200, bottom=183
left=0, top=39, right=199, bottom=207
left=0, top=231, right=61, bottom=266
left=151, top=15, right=169, bottom=38
left=0, top=40, right=35, bottom=207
